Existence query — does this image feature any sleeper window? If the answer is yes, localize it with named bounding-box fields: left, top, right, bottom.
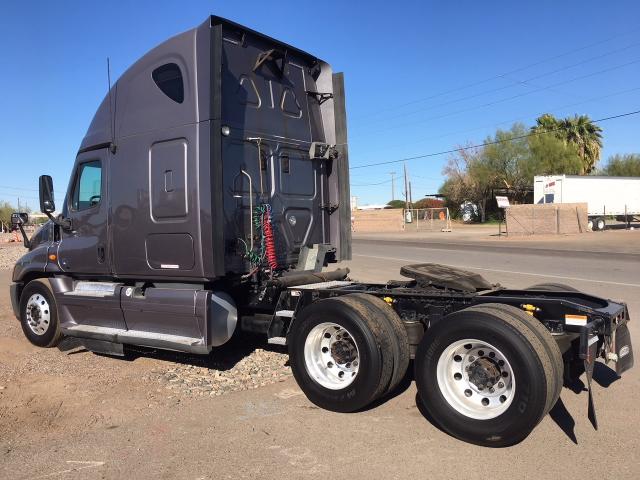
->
left=152, top=63, right=184, bottom=103
left=72, top=160, right=102, bottom=211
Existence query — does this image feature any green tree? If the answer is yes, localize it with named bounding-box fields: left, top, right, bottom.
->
left=526, top=134, right=583, bottom=177
left=533, top=113, right=560, bottom=133
left=560, top=115, right=603, bottom=174
left=599, top=154, right=640, bottom=176
left=482, top=123, right=530, bottom=202
left=532, top=113, right=603, bottom=174
left=0, top=201, right=15, bottom=228
left=386, top=200, right=406, bottom=209
left=441, top=121, right=588, bottom=222
left=442, top=144, right=494, bottom=222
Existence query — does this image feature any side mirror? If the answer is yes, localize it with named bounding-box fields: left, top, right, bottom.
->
left=11, top=212, right=29, bottom=225
left=39, top=175, right=55, bottom=213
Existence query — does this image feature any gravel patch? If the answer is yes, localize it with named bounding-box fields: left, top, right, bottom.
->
left=141, top=338, right=292, bottom=397
left=0, top=243, right=24, bottom=271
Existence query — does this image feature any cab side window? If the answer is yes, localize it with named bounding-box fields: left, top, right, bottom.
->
left=72, top=160, right=102, bottom=211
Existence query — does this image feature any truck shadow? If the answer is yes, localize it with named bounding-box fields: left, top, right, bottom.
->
left=58, top=331, right=288, bottom=372
left=549, top=363, right=619, bottom=445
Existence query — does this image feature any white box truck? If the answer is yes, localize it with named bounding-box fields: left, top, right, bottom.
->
left=534, top=175, right=640, bottom=230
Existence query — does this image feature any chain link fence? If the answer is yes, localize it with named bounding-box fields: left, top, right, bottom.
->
left=403, top=208, right=452, bottom=232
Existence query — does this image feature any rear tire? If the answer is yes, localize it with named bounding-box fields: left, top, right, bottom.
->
left=288, top=296, right=394, bottom=412
left=470, top=304, right=563, bottom=414
left=19, top=279, right=62, bottom=348
left=348, top=293, right=410, bottom=395
left=415, top=306, right=554, bottom=447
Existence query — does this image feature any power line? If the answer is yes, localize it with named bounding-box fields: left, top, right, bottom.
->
left=352, top=40, right=640, bottom=131
left=0, top=184, right=39, bottom=192
left=350, top=178, right=393, bottom=187
left=350, top=109, right=640, bottom=170
left=350, top=84, right=640, bottom=155
left=352, top=57, right=640, bottom=139
left=0, top=192, right=40, bottom=200
left=352, top=26, right=640, bottom=120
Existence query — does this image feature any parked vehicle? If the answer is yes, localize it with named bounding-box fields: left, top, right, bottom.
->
left=9, top=16, right=633, bottom=447
left=534, top=175, right=640, bottom=230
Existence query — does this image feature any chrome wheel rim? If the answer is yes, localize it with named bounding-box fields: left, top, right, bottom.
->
left=25, top=293, right=51, bottom=336
left=304, top=322, right=360, bottom=390
left=436, top=339, right=515, bottom=420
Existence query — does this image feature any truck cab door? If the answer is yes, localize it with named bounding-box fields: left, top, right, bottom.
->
left=57, top=149, right=110, bottom=275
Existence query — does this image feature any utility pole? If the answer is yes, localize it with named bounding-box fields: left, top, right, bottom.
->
left=409, top=181, right=413, bottom=208
left=389, top=172, right=396, bottom=201
left=403, top=163, right=409, bottom=210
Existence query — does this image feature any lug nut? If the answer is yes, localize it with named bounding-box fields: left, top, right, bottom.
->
left=498, top=382, right=504, bottom=388
left=478, top=350, right=484, bottom=356
left=454, top=355, right=462, bottom=362
left=499, top=395, right=507, bottom=403
left=454, top=373, right=462, bottom=381
left=481, top=398, right=490, bottom=406
left=464, top=389, right=472, bottom=397
left=464, top=344, right=472, bottom=350
left=502, top=371, right=508, bottom=378
left=489, top=352, right=495, bottom=358
left=469, top=356, right=475, bottom=362
left=489, top=388, right=495, bottom=393
left=498, top=360, right=505, bottom=367
left=327, top=362, right=333, bottom=368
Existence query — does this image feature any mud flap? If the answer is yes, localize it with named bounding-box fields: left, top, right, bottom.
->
left=614, top=324, right=634, bottom=375
left=584, top=334, right=598, bottom=430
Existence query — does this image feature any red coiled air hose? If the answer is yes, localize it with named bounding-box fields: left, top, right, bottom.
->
left=262, top=206, right=278, bottom=271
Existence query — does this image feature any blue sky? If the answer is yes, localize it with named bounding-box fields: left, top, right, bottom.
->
left=1, top=0, right=639, bottom=208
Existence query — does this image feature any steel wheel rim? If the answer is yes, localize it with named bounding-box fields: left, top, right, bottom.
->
left=25, top=293, right=51, bottom=336
left=304, top=322, right=360, bottom=390
left=436, top=339, right=515, bottom=420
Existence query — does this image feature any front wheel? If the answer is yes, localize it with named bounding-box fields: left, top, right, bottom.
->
left=415, top=306, right=556, bottom=447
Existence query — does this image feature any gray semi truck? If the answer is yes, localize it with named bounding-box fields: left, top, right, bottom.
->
left=9, top=16, right=634, bottom=447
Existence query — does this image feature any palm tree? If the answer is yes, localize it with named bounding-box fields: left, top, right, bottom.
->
left=559, top=115, right=603, bottom=174
left=532, top=113, right=560, bottom=134
left=532, top=113, right=603, bottom=174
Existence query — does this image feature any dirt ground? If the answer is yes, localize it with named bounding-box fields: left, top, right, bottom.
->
left=1, top=228, right=639, bottom=479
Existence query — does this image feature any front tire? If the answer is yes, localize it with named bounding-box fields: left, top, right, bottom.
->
left=415, top=306, right=554, bottom=447
left=19, top=279, right=62, bottom=348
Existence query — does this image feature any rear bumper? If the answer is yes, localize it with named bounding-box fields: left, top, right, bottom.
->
left=565, top=301, right=634, bottom=376
left=9, top=282, right=21, bottom=320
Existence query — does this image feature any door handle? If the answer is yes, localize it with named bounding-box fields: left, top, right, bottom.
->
left=97, top=245, right=106, bottom=264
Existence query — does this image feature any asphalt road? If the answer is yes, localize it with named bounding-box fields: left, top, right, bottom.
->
left=1, top=237, right=639, bottom=480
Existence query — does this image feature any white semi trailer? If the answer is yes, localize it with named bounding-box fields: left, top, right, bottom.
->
left=534, top=175, right=640, bottom=230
